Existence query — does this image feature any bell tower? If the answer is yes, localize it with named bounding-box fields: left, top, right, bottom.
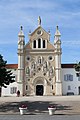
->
left=54, top=26, right=62, bottom=95
left=17, top=26, right=25, bottom=96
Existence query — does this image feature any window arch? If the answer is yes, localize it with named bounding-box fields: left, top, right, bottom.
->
left=43, top=40, right=45, bottom=48
left=32, top=38, right=47, bottom=49
left=38, top=38, right=41, bottom=48
left=33, top=40, right=36, bottom=48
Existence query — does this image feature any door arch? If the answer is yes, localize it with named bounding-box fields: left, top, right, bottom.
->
left=33, top=77, right=47, bottom=96
left=36, top=85, right=44, bottom=96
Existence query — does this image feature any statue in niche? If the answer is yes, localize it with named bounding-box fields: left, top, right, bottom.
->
left=49, top=66, right=53, bottom=76
left=43, top=61, right=47, bottom=72
left=38, top=57, right=41, bottom=65
left=26, top=67, right=30, bottom=75
left=43, top=61, right=47, bottom=68
left=31, top=62, right=36, bottom=70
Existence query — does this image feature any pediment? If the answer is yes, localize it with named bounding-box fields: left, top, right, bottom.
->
left=29, top=26, right=50, bottom=41
left=24, top=26, right=55, bottom=50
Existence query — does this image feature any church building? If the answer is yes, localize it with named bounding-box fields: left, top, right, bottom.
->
left=1, top=17, right=80, bottom=96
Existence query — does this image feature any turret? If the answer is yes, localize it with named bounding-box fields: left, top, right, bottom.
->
left=17, top=26, right=25, bottom=96
left=18, top=26, right=25, bottom=51
left=54, top=26, right=61, bottom=43
left=54, top=26, right=62, bottom=95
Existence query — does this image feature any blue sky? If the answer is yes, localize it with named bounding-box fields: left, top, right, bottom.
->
left=0, top=0, right=80, bottom=64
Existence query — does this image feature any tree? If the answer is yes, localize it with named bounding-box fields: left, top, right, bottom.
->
left=74, top=62, right=80, bottom=77
left=0, top=54, right=15, bottom=88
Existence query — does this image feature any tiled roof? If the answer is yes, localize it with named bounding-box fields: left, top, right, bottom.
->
left=6, top=63, right=76, bottom=69
left=61, top=64, right=76, bottom=68
left=6, top=64, right=18, bottom=69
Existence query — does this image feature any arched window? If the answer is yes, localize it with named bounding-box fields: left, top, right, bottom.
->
left=33, top=40, right=36, bottom=48
left=43, top=40, right=45, bottom=48
left=38, top=38, right=41, bottom=48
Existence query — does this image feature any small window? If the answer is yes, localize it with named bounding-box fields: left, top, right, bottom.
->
left=68, top=85, right=71, bottom=90
left=33, top=40, right=36, bottom=48
left=26, top=85, right=28, bottom=90
left=43, top=40, right=45, bottom=48
left=26, top=56, right=31, bottom=61
left=52, top=85, right=53, bottom=90
left=10, top=87, right=17, bottom=94
left=64, top=74, right=73, bottom=81
left=48, top=56, right=53, bottom=61
left=37, top=30, right=41, bottom=35
left=38, top=38, right=41, bottom=48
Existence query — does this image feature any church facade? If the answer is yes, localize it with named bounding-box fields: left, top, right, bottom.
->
left=1, top=17, right=80, bottom=96
left=17, top=16, right=62, bottom=96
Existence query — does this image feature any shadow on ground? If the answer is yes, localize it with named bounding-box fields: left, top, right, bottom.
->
left=0, top=100, right=72, bottom=115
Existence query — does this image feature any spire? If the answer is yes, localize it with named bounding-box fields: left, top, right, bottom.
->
left=38, top=16, right=41, bottom=26
left=54, top=26, right=61, bottom=43
left=55, top=26, right=61, bottom=36
left=18, top=26, right=24, bottom=37
left=21, top=26, right=23, bottom=30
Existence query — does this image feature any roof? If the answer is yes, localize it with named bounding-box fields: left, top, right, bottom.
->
left=61, top=64, right=76, bottom=68
left=6, top=64, right=18, bottom=69
left=6, top=64, right=76, bottom=69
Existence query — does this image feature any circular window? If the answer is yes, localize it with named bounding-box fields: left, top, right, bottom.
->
left=48, top=56, right=53, bottom=61
left=37, top=30, right=42, bottom=35
left=26, top=56, right=31, bottom=61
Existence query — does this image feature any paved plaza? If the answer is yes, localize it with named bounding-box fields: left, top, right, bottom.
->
left=0, top=115, right=80, bottom=120
left=0, top=96, right=80, bottom=115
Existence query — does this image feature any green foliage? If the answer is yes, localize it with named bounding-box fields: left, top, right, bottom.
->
left=0, top=54, right=15, bottom=88
left=74, top=62, right=80, bottom=72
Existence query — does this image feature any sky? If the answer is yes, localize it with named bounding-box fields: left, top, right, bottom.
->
left=0, top=0, right=80, bottom=64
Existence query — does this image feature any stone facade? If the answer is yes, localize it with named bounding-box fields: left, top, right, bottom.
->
left=17, top=17, right=62, bottom=96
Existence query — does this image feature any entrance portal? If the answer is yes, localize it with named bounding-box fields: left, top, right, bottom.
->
left=36, top=85, right=43, bottom=96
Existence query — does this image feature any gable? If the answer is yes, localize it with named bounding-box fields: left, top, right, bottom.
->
left=30, top=26, right=50, bottom=42
left=25, top=26, right=55, bottom=50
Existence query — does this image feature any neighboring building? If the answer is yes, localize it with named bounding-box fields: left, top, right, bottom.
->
left=1, top=17, right=80, bottom=96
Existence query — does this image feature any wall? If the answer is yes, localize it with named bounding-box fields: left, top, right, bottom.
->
left=2, top=82, right=18, bottom=96
left=62, top=68, right=80, bottom=95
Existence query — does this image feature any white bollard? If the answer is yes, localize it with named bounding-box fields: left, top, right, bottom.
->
left=48, top=107, right=55, bottom=115
left=19, top=107, right=27, bottom=115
